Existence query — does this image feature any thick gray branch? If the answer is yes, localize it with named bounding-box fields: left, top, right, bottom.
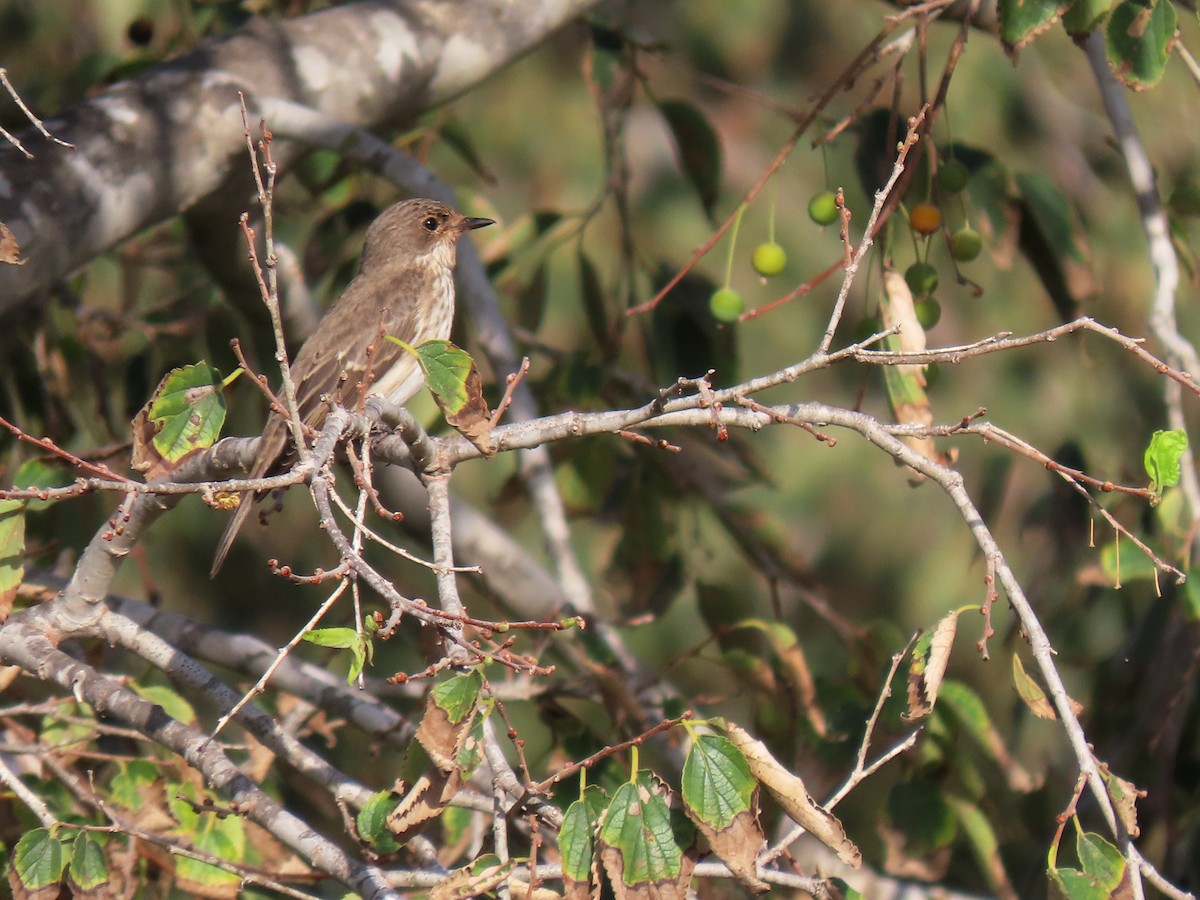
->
left=0, top=0, right=597, bottom=315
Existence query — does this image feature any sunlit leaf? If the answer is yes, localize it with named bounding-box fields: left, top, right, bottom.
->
left=1143, top=428, right=1187, bottom=494
left=11, top=828, right=67, bottom=892
left=597, top=772, right=696, bottom=896
left=131, top=362, right=226, bottom=476
left=681, top=734, right=766, bottom=892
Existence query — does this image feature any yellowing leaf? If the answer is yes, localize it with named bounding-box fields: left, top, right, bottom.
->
left=1012, top=653, right=1083, bottom=720
left=906, top=611, right=959, bottom=718
left=720, top=720, right=860, bottom=868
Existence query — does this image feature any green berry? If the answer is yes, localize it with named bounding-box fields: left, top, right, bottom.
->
left=914, top=297, right=941, bottom=330
left=904, top=262, right=939, bottom=297
left=709, top=287, right=744, bottom=322
left=938, top=159, right=969, bottom=194
left=952, top=226, right=983, bottom=262
left=808, top=191, right=839, bottom=226
left=751, top=242, right=787, bottom=277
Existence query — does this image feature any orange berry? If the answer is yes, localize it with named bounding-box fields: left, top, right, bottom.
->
left=909, top=202, right=942, bottom=235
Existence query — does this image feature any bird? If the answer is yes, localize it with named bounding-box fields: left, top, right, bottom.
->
left=210, top=198, right=494, bottom=576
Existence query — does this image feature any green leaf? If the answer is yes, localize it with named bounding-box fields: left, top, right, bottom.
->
left=579, top=249, right=611, bottom=352
left=303, top=627, right=360, bottom=650
left=303, top=628, right=368, bottom=683
left=357, top=790, right=400, bottom=853
left=0, top=460, right=62, bottom=600
left=11, top=827, right=67, bottom=890
left=67, top=834, right=109, bottom=893
left=11, top=458, right=74, bottom=512
left=1017, top=172, right=1086, bottom=264
left=681, top=734, right=755, bottom=830
left=561, top=787, right=606, bottom=889
left=1144, top=428, right=1188, bottom=493
left=1000, top=0, right=1071, bottom=51
left=431, top=669, right=484, bottom=724
left=109, top=760, right=159, bottom=810
left=1076, top=831, right=1126, bottom=887
left=1062, top=0, right=1110, bottom=33
left=145, top=362, right=227, bottom=462
left=1098, top=540, right=1157, bottom=583
left=132, top=683, right=197, bottom=726
left=597, top=774, right=695, bottom=889
left=414, top=339, right=475, bottom=415
left=1106, top=0, right=1176, bottom=90
left=680, top=733, right=767, bottom=892
left=174, top=793, right=246, bottom=890
left=1184, top=574, right=1200, bottom=620
left=1049, top=831, right=1128, bottom=898
left=0, top=497, right=25, bottom=606
left=947, top=795, right=1012, bottom=897
left=826, top=877, right=866, bottom=900
left=886, top=780, right=957, bottom=855
left=658, top=99, right=723, bottom=220
left=439, top=114, right=496, bottom=183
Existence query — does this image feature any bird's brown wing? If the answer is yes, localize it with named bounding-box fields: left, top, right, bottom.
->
left=211, top=267, right=424, bottom=577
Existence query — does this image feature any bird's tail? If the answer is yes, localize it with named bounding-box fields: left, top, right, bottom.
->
left=210, top=492, right=253, bottom=578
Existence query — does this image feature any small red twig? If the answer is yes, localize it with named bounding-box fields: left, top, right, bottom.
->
left=490, top=356, right=531, bottom=428
left=0, top=412, right=131, bottom=484
left=977, top=559, right=998, bottom=660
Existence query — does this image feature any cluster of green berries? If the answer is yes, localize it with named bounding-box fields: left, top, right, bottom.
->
left=707, top=162, right=985, bottom=325
left=708, top=190, right=842, bottom=322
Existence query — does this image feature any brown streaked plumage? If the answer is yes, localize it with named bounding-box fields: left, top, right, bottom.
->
left=210, top=198, right=493, bottom=576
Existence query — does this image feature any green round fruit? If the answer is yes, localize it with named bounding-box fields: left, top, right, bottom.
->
left=709, top=287, right=744, bottom=322
left=904, top=261, right=939, bottom=297
left=752, top=242, right=787, bottom=277
left=808, top=191, right=839, bottom=226
left=914, top=297, right=941, bottom=330
left=938, top=159, right=969, bottom=194
left=952, top=226, right=983, bottom=262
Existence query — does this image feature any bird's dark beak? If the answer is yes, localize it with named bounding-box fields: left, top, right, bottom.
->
left=463, top=217, right=495, bottom=231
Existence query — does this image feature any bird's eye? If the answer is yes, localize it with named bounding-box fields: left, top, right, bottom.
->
left=422, top=216, right=439, bottom=232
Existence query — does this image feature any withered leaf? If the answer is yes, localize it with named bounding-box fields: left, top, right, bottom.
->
left=0, top=221, right=24, bottom=265
left=721, top=721, right=861, bottom=868
left=906, top=611, right=959, bottom=719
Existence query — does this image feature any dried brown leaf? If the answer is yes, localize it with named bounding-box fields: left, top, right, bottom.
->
left=722, top=721, right=861, bottom=868
left=690, top=807, right=768, bottom=893
left=906, top=611, right=959, bottom=718
left=0, top=222, right=25, bottom=265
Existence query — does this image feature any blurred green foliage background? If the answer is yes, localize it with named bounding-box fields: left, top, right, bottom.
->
left=3, top=0, right=1200, bottom=895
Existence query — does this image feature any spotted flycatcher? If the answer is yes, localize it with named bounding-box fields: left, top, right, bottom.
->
left=210, top=198, right=494, bottom=575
